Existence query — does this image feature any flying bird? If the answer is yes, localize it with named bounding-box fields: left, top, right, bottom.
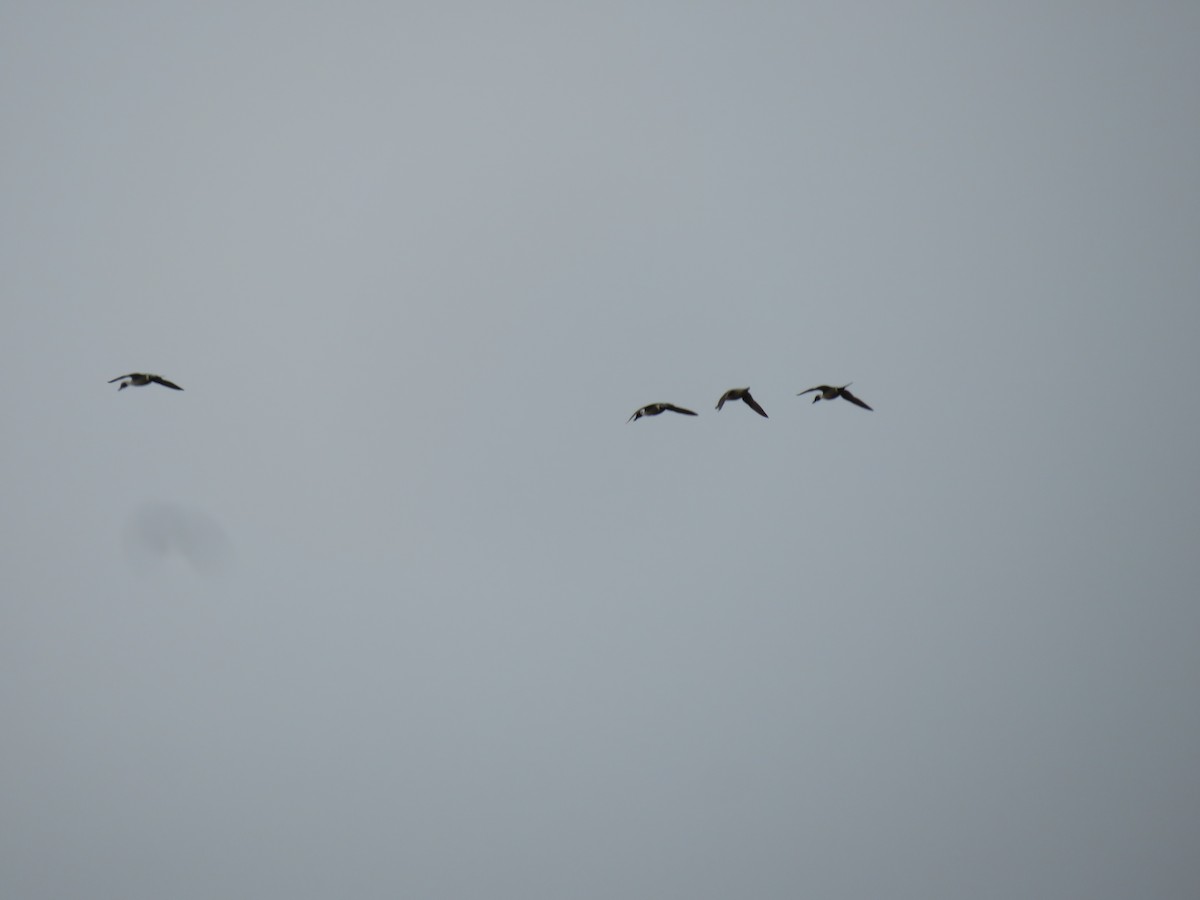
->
left=108, top=373, right=184, bottom=391
left=628, top=402, right=699, bottom=423
left=796, top=383, right=872, bottom=410
left=716, top=387, right=768, bottom=418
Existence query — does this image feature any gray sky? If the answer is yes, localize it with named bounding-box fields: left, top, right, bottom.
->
left=3, top=2, right=1199, bottom=897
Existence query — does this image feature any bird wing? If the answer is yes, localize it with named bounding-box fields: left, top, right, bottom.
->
left=151, top=376, right=184, bottom=390
left=108, top=374, right=137, bottom=383
left=628, top=407, right=647, bottom=422
left=664, top=404, right=697, bottom=416
left=796, top=386, right=823, bottom=397
left=716, top=392, right=730, bottom=410
left=741, top=392, right=768, bottom=418
left=839, top=389, right=872, bottom=410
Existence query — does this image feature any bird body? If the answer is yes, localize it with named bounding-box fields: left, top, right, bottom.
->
left=628, top=402, right=698, bottom=422
left=716, top=387, right=768, bottom=418
left=109, top=373, right=184, bottom=391
left=797, top=383, right=871, bottom=410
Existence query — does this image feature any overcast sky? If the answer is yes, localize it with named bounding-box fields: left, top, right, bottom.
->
left=3, top=3, right=1199, bottom=898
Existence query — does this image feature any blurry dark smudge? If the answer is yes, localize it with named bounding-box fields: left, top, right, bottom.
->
left=123, top=501, right=236, bottom=577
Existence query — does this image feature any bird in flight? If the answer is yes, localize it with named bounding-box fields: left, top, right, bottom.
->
left=627, top=402, right=699, bottom=423
left=796, top=383, right=872, bottom=410
left=108, top=373, right=184, bottom=391
left=716, top=387, right=768, bottom=418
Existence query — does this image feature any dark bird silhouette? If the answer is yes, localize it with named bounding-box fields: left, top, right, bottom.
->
left=627, top=402, right=699, bottom=423
left=716, top=387, right=768, bottom=418
left=797, top=383, right=871, bottom=410
left=108, top=373, right=184, bottom=391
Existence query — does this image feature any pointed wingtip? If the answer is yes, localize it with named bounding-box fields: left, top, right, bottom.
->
left=743, top=395, right=769, bottom=418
